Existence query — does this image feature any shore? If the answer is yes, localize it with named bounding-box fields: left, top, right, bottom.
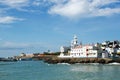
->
left=40, top=55, right=120, bottom=64
left=1, top=54, right=120, bottom=64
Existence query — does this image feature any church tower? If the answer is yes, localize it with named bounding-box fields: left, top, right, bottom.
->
left=71, top=35, right=78, bottom=49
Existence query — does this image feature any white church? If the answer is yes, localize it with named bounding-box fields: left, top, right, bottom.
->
left=58, top=35, right=120, bottom=58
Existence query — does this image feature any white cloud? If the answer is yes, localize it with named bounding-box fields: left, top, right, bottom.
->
left=49, top=0, right=88, bottom=18
left=0, top=16, right=24, bottom=24
left=91, top=8, right=120, bottom=16
left=0, top=41, right=31, bottom=50
left=0, top=0, right=120, bottom=20
left=32, top=0, right=41, bottom=6
left=0, top=0, right=29, bottom=8
left=0, top=0, right=27, bottom=24
left=48, top=0, right=120, bottom=19
left=2, top=42, right=30, bottom=48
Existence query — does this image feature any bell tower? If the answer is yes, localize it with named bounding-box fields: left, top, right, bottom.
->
left=71, top=35, right=78, bottom=49
left=73, top=35, right=78, bottom=45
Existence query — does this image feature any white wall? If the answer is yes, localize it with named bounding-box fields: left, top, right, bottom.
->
left=70, top=46, right=98, bottom=58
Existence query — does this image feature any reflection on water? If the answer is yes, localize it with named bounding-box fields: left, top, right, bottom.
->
left=70, top=64, right=100, bottom=72
left=69, top=63, right=120, bottom=80
left=70, top=63, right=120, bottom=73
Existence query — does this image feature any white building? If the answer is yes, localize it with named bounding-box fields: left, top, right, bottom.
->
left=70, top=45, right=99, bottom=58
left=59, top=46, right=70, bottom=57
left=59, top=36, right=120, bottom=58
left=101, top=41, right=120, bottom=58
left=60, top=46, right=70, bottom=53
left=58, top=35, right=102, bottom=58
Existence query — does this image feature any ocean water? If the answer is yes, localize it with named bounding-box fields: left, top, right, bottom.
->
left=0, top=61, right=120, bottom=80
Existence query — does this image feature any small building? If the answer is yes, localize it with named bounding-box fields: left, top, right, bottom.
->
left=60, top=46, right=70, bottom=54
left=59, top=46, right=70, bottom=57
left=19, top=53, right=34, bottom=61
left=101, top=50, right=109, bottom=58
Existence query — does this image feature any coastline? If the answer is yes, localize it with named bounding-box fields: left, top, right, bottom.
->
left=35, top=54, right=120, bottom=64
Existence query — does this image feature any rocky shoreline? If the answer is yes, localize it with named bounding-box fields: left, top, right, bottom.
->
left=42, top=56, right=120, bottom=64
left=1, top=54, right=120, bottom=64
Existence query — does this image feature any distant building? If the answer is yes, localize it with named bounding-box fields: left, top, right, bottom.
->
left=101, top=40, right=120, bottom=58
left=60, top=46, right=70, bottom=53
left=59, top=35, right=102, bottom=58
left=19, top=53, right=34, bottom=61
left=20, top=53, right=34, bottom=57
left=59, top=46, right=70, bottom=57
left=58, top=35, right=120, bottom=58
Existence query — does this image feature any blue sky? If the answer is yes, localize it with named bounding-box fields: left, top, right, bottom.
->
left=0, top=0, right=120, bottom=57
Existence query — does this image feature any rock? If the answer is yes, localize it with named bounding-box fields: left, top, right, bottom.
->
left=98, top=59, right=105, bottom=64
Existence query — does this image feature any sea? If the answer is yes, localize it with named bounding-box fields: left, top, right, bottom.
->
left=0, top=61, right=120, bottom=80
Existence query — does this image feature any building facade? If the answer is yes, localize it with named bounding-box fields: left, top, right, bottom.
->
left=70, top=45, right=99, bottom=58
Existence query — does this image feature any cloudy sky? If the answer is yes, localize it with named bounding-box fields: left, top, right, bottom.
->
left=0, top=0, right=120, bottom=57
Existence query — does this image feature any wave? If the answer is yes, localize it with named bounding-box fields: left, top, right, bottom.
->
left=57, top=63, right=70, bottom=65
left=108, top=62, right=120, bottom=65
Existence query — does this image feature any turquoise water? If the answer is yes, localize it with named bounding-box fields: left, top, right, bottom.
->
left=0, top=61, right=120, bottom=80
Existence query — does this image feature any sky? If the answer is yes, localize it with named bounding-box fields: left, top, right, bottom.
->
left=0, top=0, right=120, bottom=57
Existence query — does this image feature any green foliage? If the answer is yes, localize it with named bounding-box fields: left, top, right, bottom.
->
left=43, top=52, right=60, bottom=55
